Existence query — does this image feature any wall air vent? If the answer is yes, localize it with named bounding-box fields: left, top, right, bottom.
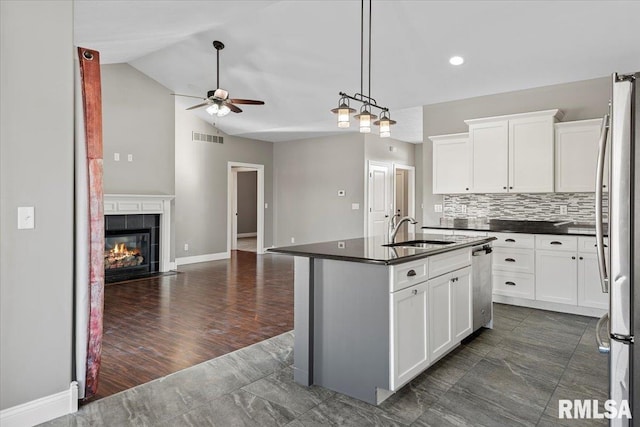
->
left=192, top=131, right=223, bottom=144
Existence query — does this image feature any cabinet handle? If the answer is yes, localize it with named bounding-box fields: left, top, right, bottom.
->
left=407, top=269, right=417, bottom=277
left=505, top=281, right=516, bottom=286
left=505, top=238, right=516, bottom=243
left=412, top=289, right=418, bottom=296
left=594, top=244, right=608, bottom=248
left=509, top=186, right=513, bottom=189
left=465, top=187, right=469, bottom=191
left=452, top=277, right=458, bottom=282
left=550, top=241, right=563, bottom=245
left=505, top=258, right=516, bottom=262
left=572, top=256, right=576, bottom=260
left=579, top=256, right=584, bottom=260
left=503, top=186, right=507, bottom=190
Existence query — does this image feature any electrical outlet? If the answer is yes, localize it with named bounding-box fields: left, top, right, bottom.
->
left=351, top=203, right=360, bottom=210
left=560, top=205, right=568, bottom=215
left=461, top=205, right=467, bottom=214
left=114, top=153, right=120, bottom=161
left=184, top=243, right=189, bottom=251
left=291, top=237, right=295, bottom=244
left=434, top=204, right=443, bottom=213
left=127, top=154, right=133, bottom=162
left=17, top=206, right=35, bottom=229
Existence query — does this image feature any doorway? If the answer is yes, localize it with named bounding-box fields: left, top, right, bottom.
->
left=227, top=162, right=265, bottom=254
left=393, top=164, right=416, bottom=234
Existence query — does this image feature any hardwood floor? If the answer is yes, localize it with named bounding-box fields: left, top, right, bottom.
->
left=91, top=251, right=294, bottom=401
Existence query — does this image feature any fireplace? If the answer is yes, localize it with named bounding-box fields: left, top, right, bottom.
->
left=104, top=214, right=160, bottom=283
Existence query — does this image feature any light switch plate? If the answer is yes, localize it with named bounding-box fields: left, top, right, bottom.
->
left=127, top=154, right=133, bottom=162
left=434, top=204, right=443, bottom=213
left=18, top=206, right=35, bottom=229
left=351, top=203, right=360, bottom=210
left=559, top=205, right=568, bottom=215
left=114, top=153, right=120, bottom=161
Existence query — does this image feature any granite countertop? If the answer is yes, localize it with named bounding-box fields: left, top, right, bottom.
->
left=422, top=218, right=607, bottom=236
left=268, top=233, right=495, bottom=265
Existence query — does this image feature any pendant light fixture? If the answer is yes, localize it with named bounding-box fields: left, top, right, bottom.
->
left=331, top=0, right=396, bottom=138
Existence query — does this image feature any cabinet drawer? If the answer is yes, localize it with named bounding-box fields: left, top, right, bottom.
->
left=392, top=259, right=429, bottom=292
left=578, top=236, right=608, bottom=254
left=491, top=232, right=534, bottom=249
left=492, top=271, right=535, bottom=300
left=429, top=249, right=471, bottom=279
left=492, top=247, right=535, bottom=274
left=535, top=235, right=577, bottom=252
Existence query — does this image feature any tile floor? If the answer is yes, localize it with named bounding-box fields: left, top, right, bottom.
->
left=41, top=304, right=608, bottom=426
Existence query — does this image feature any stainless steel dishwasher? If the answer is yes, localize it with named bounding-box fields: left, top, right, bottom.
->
left=472, top=244, right=493, bottom=331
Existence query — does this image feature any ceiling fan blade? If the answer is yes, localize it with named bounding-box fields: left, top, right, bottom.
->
left=172, top=93, right=206, bottom=100
left=229, top=98, right=265, bottom=105
left=186, top=102, right=211, bottom=110
left=226, top=102, right=243, bottom=113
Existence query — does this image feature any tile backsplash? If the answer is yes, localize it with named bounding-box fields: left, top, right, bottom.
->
left=443, top=192, right=607, bottom=222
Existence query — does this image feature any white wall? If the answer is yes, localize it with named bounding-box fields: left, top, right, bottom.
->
left=0, top=0, right=74, bottom=410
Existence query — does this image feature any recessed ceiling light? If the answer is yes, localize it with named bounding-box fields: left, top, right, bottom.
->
left=449, top=56, right=464, bottom=66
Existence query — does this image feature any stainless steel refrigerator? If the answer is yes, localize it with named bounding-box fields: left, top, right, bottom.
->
left=596, top=72, right=639, bottom=426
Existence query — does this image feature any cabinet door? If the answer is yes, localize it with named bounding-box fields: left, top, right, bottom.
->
left=555, top=119, right=603, bottom=193
left=391, top=282, right=429, bottom=390
left=509, top=116, right=555, bottom=193
left=451, top=267, right=472, bottom=342
left=470, top=121, right=509, bottom=193
left=578, top=253, right=609, bottom=310
left=432, top=136, right=471, bottom=194
left=535, top=250, right=577, bottom=305
left=428, top=274, right=453, bottom=362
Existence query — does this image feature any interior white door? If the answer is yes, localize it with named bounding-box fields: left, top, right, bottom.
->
left=368, top=163, right=390, bottom=238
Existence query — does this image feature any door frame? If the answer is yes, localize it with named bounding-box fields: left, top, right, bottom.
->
left=227, top=162, right=265, bottom=255
left=393, top=163, right=416, bottom=233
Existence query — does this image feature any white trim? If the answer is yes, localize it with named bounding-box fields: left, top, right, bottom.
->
left=176, top=252, right=230, bottom=266
left=227, top=162, right=265, bottom=255
left=237, top=232, right=257, bottom=238
left=464, top=109, right=564, bottom=125
left=0, top=382, right=78, bottom=427
left=392, top=163, right=416, bottom=233
left=492, top=294, right=606, bottom=318
left=104, top=194, right=174, bottom=273
left=168, top=261, right=177, bottom=270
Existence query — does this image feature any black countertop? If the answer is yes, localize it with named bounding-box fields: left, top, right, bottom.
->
left=422, top=219, right=607, bottom=236
left=268, top=233, right=495, bottom=266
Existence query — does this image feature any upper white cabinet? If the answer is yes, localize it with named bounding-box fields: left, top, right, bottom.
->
left=465, top=109, right=563, bottom=193
left=555, top=118, right=605, bottom=192
left=430, top=133, right=472, bottom=194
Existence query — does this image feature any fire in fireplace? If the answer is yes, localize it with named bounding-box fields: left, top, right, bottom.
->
left=104, top=229, right=151, bottom=281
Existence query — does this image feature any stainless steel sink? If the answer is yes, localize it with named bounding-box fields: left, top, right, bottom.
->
left=384, top=240, right=456, bottom=248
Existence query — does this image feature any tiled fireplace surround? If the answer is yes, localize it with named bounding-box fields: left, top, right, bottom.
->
left=104, top=194, right=174, bottom=274
left=443, top=192, right=607, bottom=222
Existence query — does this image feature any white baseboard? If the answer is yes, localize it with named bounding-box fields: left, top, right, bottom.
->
left=168, top=261, right=177, bottom=271
left=237, top=232, right=257, bottom=238
left=493, top=294, right=606, bottom=318
left=0, top=382, right=77, bottom=427
left=176, top=252, right=230, bottom=266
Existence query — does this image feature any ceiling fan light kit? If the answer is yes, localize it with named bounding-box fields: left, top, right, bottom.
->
left=331, top=0, right=395, bottom=138
left=172, top=40, right=264, bottom=119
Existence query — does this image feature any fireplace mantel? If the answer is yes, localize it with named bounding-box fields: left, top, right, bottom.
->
left=104, top=194, right=175, bottom=272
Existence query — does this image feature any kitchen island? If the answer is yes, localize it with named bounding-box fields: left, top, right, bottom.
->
left=269, top=233, right=495, bottom=405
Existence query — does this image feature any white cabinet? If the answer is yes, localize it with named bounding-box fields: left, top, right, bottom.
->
left=428, top=273, right=453, bottom=362
left=555, top=119, right=606, bottom=193
left=451, top=267, right=473, bottom=342
left=491, top=233, right=536, bottom=300
left=535, top=249, right=578, bottom=305
left=427, top=266, right=472, bottom=362
left=430, top=133, right=472, bottom=194
left=468, top=120, right=509, bottom=193
left=391, top=281, right=429, bottom=388
left=466, top=109, right=562, bottom=193
left=577, top=236, right=609, bottom=310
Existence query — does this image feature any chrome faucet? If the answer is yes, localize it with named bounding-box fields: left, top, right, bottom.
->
left=388, top=214, right=418, bottom=243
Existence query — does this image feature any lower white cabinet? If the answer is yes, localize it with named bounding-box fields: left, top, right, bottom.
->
left=535, top=250, right=578, bottom=305
left=391, top=281, right=429, bottom=387
left=427, top=266, right=472, bottom=362
left=578, top=252, right=609, bottom=310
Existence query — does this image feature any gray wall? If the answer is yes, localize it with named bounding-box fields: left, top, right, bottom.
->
left=101, top=63, right=175, bottom=195
left=364, top=134, right=416, bottom=166
left=175, top=107, right=273, bottom=257
left=237, top=171, right=257, bottom=234
left=274, top=134, right=365, bottom=246
left=422, top=76, right=610, bottom=225
left=0, top=0, right=74, bottom=410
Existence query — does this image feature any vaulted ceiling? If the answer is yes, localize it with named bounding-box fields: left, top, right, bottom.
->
left=74, top=0, right=640, bottom=143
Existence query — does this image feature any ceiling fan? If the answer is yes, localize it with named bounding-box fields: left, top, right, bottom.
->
left=172, top=40, right=264, bottom=117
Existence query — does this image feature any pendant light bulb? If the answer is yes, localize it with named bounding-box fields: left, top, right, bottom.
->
left=355, top=105, right=376, bottom=134
left=206, top=103, right=219, bottom=115
left=332, top=96, right=355, bottom=128
left=217, top=104, right=231, bottom=117
left=374, top=110, right=396, bottom=138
